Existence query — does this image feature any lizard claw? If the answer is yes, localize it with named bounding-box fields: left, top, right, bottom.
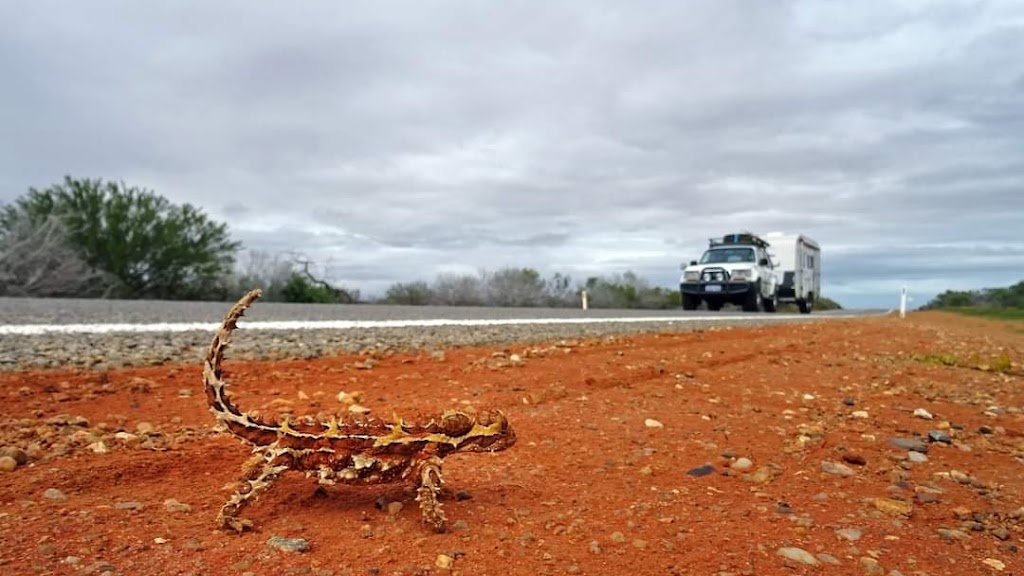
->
left=219, top=515, right=254, bottom=533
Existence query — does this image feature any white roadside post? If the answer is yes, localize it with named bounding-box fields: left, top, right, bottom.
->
left=900, top=286, right=908, bottom=319
left=581, top=289, right=589, bottom=311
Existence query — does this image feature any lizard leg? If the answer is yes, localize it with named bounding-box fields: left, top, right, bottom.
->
left=414, top=456, right=447, bottom=533
left=218, top=452, right=288, bottom=533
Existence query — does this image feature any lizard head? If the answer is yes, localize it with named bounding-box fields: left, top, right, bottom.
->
left=439, top=409, right=517, bottom=453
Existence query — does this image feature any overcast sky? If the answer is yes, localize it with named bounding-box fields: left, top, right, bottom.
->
left=2, top=1, right=1022, bottom=308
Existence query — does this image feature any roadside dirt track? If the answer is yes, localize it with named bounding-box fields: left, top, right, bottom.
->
left=1, top=312, right=1023, bottom=576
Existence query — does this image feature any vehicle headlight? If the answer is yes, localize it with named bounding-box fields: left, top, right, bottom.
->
left=683, top=271, right=700, bottom=282
left=731, top=268, right=752, bottom=281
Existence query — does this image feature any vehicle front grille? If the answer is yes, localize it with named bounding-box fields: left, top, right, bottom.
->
left=701, top=268, right=730, bottom=282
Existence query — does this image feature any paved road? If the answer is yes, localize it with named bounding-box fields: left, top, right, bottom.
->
left=0, top=297, right=885, bottom=369
left=0, top=296, right=881, bottom=336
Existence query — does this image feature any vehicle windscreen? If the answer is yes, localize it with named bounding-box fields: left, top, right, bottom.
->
left=700, top=248, right=755, bottom=264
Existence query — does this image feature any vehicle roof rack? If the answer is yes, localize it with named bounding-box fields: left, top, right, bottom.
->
left=709, top=233, right=771, bottom=249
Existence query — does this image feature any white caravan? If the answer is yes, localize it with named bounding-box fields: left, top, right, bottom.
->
left=764, top=233, right=820, bottom=314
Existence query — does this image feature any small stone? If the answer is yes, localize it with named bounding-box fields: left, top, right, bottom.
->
left=822, top=461, right=856, bottom=477
left=836, top=528, right=863, bottom=541
left=177, top=388, right=193, bottom=398
left=83, top=562, right=116, bottom=574
left=978, top=425, right=995, bottom=435
left=851, top=410, right=870, bottom=419
left=731, top=457, right=753, bottom=471
left=348, top=404, right=371, bottom=415
left=644, top=418, right=664, bottom=429
left=588, top=540, right=602, bottom=554
left=916, top=492, right=941, bottom=504
left=385, top=501, right=403, bottom=516
left=632, top=539, right=648, bottom=549
left=842, top=453, right=867, bottom=466
left=0, top=446, right=29, bottom=465
left=938, top=528, right=969, bottom=540
left=136, top=422, right=155, bottom=434
left=43, top=488, right=67, bottom=501
left=888, top=437, right=928, bottom=453
left=359, top=524, right=373, bottom=538
left=163, top=499, right=192, bottom=513
left=745, top=466, right=777, bottom=484
left=817, top=553, right=841, bottom=565
left=88, top=441, right=109, bottom=454
left=859, top=556, right=884, bottom=575
left=777, top=547, right=819, bottom=566
left=435, top=554, right=454, bottom=570
left=842, top=397, right=856, bottom=406
left=982, top=558, right=1005, bottom=571
left=267, top=536, right=311, bottom=553
left=949, top=470, right=972, bottom=484
left=872, top=498, right=913, bottom=517
left=687, top=464, right=715, bottom=478
left=610, top=531, right=626, bottom=544
left=928, top=430, right=952, bottom=444
left=908, top=451, right=928, bottom=463
left=992, top=527, right=1011, bottom=541
left=0, top=456, right=17, bottom=472
left=802, top=393, right=815, bottom=400
left=114, top=501, right=145, bottom=511
left=952, top=506, right=973, bottom=520
left=154, top=537, right=169, bottom=544
left=913, top=408, right=933, bottom=420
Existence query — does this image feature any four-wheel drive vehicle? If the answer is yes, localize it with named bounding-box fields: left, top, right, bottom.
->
left=679, top=233, right=779, bottom=312
left=763, top=232, right=820, bottom=314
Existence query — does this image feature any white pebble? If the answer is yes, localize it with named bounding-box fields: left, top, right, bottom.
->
left=732, top=457, right=753, bottom=471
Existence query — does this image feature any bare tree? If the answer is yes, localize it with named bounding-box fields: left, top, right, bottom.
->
left=0, top=213, right=115, bottom=297
left=430, top=272, right=485, bottom=306
left=228, top=249, right=296, bottom=300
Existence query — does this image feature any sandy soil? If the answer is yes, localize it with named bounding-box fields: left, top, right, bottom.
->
left=1, top=312, right=1023, bottom=576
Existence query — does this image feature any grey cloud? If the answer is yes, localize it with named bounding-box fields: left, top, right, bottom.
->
left=2, top=0, right=1023, bottom=308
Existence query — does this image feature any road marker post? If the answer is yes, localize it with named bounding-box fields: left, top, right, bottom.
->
left=899, top=286, right=908, bottom=319
left=581, top=289, right=589, bottom=311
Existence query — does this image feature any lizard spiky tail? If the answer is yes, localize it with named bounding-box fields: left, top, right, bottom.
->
left=204, top=288, right=263, bottom=423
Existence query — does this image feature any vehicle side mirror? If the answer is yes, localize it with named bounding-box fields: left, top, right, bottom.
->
left=759, top=258, right=769, bottom=266
left=690, top=260, right=697, bottom=266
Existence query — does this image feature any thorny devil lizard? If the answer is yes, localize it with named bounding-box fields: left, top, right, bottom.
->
left=204, top=289, right=517, bottom=533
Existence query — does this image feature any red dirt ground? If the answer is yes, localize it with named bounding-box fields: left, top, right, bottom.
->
left=1, top=312, right=1023, bottom=576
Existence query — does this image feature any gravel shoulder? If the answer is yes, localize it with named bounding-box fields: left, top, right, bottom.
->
left=1, top=317, right=832, bottom=371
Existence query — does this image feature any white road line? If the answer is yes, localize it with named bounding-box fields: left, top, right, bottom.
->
left=0, top=313, right=857, bottom=335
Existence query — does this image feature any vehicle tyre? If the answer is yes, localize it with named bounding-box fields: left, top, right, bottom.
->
left=707, top=300, right=723, bottom=311
left=763, top=288, right=778, bottom=313
left=798, top=298, right=812, bottom=314
left=682, top=293, right=699, bottom=311
left=742, top=283, right=762, bottom=312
